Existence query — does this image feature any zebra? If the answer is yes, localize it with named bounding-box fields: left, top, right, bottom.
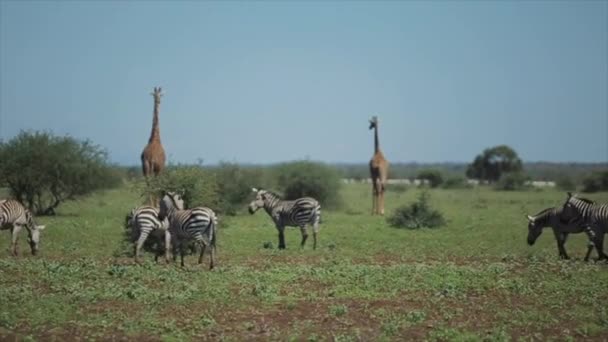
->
left=248, top=188, right=321, bottom=250
left=0, top=199, right=46, bottom=256
left=526, top=206, right=595, bottom=261
left=158, top=192, right=218, bottom=269
left=126, top=206, right=170, bottom=263
left=560, top=192, right=608, bottom=261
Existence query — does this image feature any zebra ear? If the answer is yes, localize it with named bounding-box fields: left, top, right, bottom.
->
left=252, top=188, right=258, bottom=193
left=566, top=192, right=573, bottom=198
left=526, top=215, right=534, bottom=222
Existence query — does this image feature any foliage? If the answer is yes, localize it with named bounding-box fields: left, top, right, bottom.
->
left=416, top=169, right=444, bottom=188
left=555, top=175, right=576, bottom=191
left=274, top=160, right=342, bottom=209
left=0, top=131, right=121, bottom=215
left=142, top=165, right=219, bottom=210
left=581, top=171, right=608, bottom=193
left=213, top=163, right=265, bottom=215
left=494, top=172, right=530, bottom=191
left=466, top=145, right=523, bottom=183
left=387, top=191, right=446, bottom=229
left=441, top=176, right=470, bottom=189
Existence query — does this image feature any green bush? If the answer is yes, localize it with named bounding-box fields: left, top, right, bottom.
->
left=494, top=172, right=530, bottom=191
left=142, top=165, right=219, bottom=210
left=581, top=171, right=608, bottom=193
left=387, top=191, right=446, bottom=229
left=274, top=161, right=342, bottom=209
left=0, top=131, right=121, bottom=215
left=386, top=183, right=408, bottom=193
left=442, top=176, right=470, bottom=189
left=417, top=169, right=444, bottom=188
left=556, top=175, right=576, bottom=191
left=214, top=162, right=265, bottom=215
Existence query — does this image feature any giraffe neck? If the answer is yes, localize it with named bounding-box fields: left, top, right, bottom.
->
left=149, top=101, right=161, bottom=143
left=374, top=125, right=380, bottom=153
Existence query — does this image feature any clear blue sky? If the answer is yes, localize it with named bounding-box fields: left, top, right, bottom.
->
left=1, top=1, right=606, bottom=165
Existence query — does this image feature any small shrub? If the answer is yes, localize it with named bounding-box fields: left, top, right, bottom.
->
left=387, top=191, right=446, bottom=229
left=142, top=165, right=219, bottom=209
left=386, top=183, right=408, bottom=193
left=214, top=162, right=264, bottom=215
left=417, top=169, right=443, bottom=188
left=275, top=161, right=342, bottom=209
left=581, top=171, right=608, bottom=193
left=494, top=172, right=530, bottom=191
left=556, top=175, right=576, bottom=191
left=442, top=176, right=470, bottom=189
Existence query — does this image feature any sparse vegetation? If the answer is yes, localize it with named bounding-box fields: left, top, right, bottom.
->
left=387, top=191, right=446, bottom=229
left=417, top=169, right=444, bottom=188
left=581, top=171, right=608, bottom=193
left=1, top=183, right=608, bottom=341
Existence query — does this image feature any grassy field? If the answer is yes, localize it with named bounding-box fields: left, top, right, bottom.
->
left=1, top=184, right=608, bottom=341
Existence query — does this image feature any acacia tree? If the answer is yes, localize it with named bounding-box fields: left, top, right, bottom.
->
left=0, top=131, right=121, bottom=215
left=466, top=145, right=523, bottom=182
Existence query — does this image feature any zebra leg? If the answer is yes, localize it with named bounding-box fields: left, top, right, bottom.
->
left=595, top=230, right=606, bottom=261
left=179, top=239, right=186, bottom=267
left=198, top=241, right=207, bottom=265
left=209, top=243, right=216, bottom=270
left=312, top=219, right=320, bottom=250
left=164, top=230, right=172, bottom=264
left=554, top=232, right=569, bottom=260
left=277, top=226, right=286, bottom=249
left=134, top=230, right=150, bottom=264
left=584, top=240, right=595, bottom=262
left=10, top=224, right=23, bottom=256
left=300, top=226, right=308, bottom=248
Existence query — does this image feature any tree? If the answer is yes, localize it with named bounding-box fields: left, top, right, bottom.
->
left=466, top=145, right=523, bottom=182
left=581, top=171, right=608, bottom=193
left=0, top=131, right=121, bottom=215
left=416, top=169, right=444, bottom=188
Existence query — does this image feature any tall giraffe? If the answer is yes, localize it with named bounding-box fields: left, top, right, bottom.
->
left=141, top=87, right=166, bottom=203
left=369, top=116, right=389, bottom=215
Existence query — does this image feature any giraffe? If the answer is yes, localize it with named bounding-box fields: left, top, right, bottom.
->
left=369, top=116, right=389, bottom=215
left=141, top=87, right=166, bottom=204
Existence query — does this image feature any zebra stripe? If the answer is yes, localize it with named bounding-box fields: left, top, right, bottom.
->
left=159, top=193, right=218, bottom=269
left=248, top=188, right=321, bottom=250
left=526, top=206, right=594, bottom=260
left=127, top=206, right=169, bottom=263
left=561, top=193, right=608, bottom=260
left=0, top=199, right=46, bottom=256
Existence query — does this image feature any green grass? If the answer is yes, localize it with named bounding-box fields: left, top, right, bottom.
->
left=1, top=184, right=608, bottom=341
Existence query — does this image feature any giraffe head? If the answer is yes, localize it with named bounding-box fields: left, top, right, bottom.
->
left=369, top=116, right=378, bottom=130
left=151, top=87, right=163, bottom=105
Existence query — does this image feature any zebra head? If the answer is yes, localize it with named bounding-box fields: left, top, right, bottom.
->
left=248, top=188, right=266, bottom=214
left=526, top=214, right=543, bottom=245
left=369, top=116, right=378, bottom=130
left=28, top=224, right=46, bottom=256
left=159, top=192, right=185, bottom=220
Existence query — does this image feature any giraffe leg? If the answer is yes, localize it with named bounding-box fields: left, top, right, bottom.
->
left=371, top=181, right=378, bottom=215
left=379, top=186, right=385, bottom=216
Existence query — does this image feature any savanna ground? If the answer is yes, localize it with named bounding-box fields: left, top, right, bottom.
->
left=1, top=184, right=608, bottom=341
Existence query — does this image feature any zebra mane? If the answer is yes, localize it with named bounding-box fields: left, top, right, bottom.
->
left=532, top=207, right=555, bottom=218
left=573, top=195, right=595, bottom=204
left=262, top=190, right=283, bottom=200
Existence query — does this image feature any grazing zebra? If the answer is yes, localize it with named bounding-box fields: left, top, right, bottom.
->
left=526, top=207, right=595, bottom=261
left=158, top=192, right=218, bottom=269
left=0, top=199, right=46, bottom=256
left=560, top=192, right=608, bottom=260
left=126, top=206, right=170, bottom=263
left=248, top=188, right=321, bottom=250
